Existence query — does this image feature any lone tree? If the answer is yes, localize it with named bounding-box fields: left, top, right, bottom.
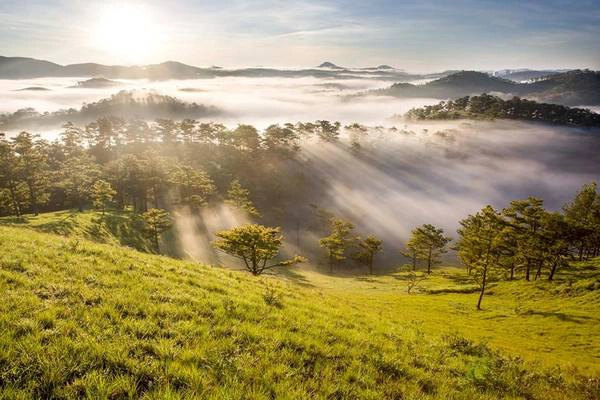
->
left=142, top=208, right=172, bottom=253
left=355, top=235, right=383, bottom=275
left=408, top=224, right=451, bottom=274
left=319, top=217, right=355, bottom=273
left=91, top=179, right=115, bottom=216
left=213, top=224, right=305, bottom=275
left=456, top=206, right=507, bottom=310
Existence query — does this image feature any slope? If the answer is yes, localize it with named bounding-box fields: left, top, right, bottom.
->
left=0, top=223, right=599, bottom=399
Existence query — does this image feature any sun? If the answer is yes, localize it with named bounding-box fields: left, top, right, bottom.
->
left=90, top=4, right=161, bottom=63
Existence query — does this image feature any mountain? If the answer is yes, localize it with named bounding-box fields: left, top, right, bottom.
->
left=382, top=71, right=519, bottom=98
left=0, top=56, right=426, bottom=81
left=317, top=61, right=344, bottom=69
left=0, top=56, right=63, bottom=78
left=525, top=70, right=600, bottom=106
left=378, top=70, right=600, bottom=106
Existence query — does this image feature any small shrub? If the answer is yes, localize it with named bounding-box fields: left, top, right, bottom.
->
left=444, top=334, right=490, bottom=357
left=263, top=285, right=284, bottom=308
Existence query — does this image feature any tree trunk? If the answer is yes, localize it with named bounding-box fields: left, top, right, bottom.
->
left=412, top=252, right=416, bottom=271
left=477, top=265, right=487, bottom=310
left=27, top=183, right=38, bottom=216
left=153, top=229, right=160, bottom=253
left=427, top=247, right=432, bottom=274
left=509, top=264, right=515, bottom=280
left=369, top=255, right=373, bottom=275
left=548, top=260, right=558, bottom=281
left=534, top=260, right=543, bottom=280
left=9, top=185, right=21, bottom=217
left=525, top=260, right=531, bottom=281
left=153, top=186, right=160, bottom=209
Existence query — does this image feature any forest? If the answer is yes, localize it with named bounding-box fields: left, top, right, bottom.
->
left=1, top=118, right=598, bottom=310
left=405, top=94, right=600, bottom=127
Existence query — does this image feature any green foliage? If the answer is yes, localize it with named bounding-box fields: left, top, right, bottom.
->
left=407, top=224, right=451, bottom=274
left=456, top=205, right=509, bottom=309
left=213, top=224, right=305, bottom=275
left=168, top=165, right=215, bottom=209
left=355, top=235, right=383, bottom=275
left=90, top=180, right=116, bottom=215
left=0, top=226, right=598, bottom=399
left=141, top=208, right=172, bottom=253
left=225, top=179, right=260, bottom=217
left=406, top=94, right=600, bottom=127
left=563, top=182, right=600, bottom=261
left=319, top=217, right=355, bottom=273
left=60, top=155, right=100, bottom=211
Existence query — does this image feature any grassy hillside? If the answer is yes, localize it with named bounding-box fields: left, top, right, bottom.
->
left=0, top=217, right=599, bottom=398
left=0, top=210, right=155, bottom=253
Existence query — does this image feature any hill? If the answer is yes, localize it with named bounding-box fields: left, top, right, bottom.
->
left=0, top=56, right=428, bottom=82
left=0, top=56, right=63, bottom=78
left=14, top=86, right=50, bottom=91
left=382, top=71, right=519, bottom=98
left=526, top=70, right=600, bottom=106
left=0, top=212, right=599, bottom=398
left=69, top=77, right=122, bottom=88
left=0, top=90, right=221, bottom=130
left=405, top=94, right=600, bottom=127
left=493, top=69, right=564, bottom=82
left=378, top=70, right=600, bottom=106
left=317, top=61, right=345, bottom=69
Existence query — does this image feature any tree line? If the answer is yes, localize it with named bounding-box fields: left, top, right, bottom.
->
left=1, top=118, right=598, bottom=310
left=0, top=118, right=348, bottom=218
left=213, top=183, right=599, bottom=310
left=406, top=94, right=600, bottom=127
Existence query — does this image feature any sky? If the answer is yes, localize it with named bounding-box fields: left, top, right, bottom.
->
left=1, top=0, right=599, bottom=72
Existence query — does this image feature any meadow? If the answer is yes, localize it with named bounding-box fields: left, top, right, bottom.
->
left=0, top=211, right=598, bottom=399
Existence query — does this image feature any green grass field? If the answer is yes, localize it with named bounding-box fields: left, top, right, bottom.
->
left=1, top=211, right=599, bottom=399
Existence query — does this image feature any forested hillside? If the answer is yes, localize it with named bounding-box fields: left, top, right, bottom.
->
left=405, top=94, right=600, bottom=127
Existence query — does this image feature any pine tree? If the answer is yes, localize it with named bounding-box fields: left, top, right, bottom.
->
left=355, top=235, right=383, bottom=275
left=319, top=217, right=355, bottom=273
left=91, top=180, right=116, bottom=216
left=226, top=179, right=260, bottom=217
left=213, top=224, right=305, bottom=275
left=407, top=224, right=451, bottom=274
left=142, top=208, right=172, bottom=253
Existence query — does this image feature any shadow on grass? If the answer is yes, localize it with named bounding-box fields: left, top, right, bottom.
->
left=441, top=271, right=474, bottom=285
left=0, top=216, right=29, bottom=225
left=519, top=309, right=596, bottom=324
left=270, top=266, right=316, bottom=288
left=91, top=212, right=152, bottom=252
left=35, top=212, right=79, bottom=235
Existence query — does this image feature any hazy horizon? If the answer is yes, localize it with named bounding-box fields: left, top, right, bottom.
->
left=2, top=0, right=599, bottom=72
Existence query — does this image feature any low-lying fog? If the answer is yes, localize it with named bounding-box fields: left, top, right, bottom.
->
left=173, top=120, right=600, bottom=267
left=1, top=76, right=598, bottom=268
left=0, top=76, right=435, bottom=132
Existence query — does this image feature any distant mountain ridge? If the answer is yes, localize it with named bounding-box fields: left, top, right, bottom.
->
left=0, top=56, right=418, bottom=81
left=378, top=70, right=600, bottom=106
